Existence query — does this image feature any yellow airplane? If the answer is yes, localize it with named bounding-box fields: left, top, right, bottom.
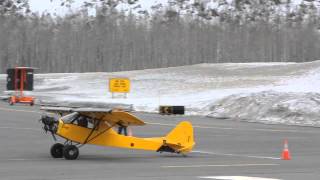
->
left=40, top=107, right=195, bottom=160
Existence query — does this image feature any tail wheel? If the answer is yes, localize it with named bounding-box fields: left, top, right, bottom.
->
left=50, top=143, right=64, bottom=158
left=63, top=145, right=79, bottom=160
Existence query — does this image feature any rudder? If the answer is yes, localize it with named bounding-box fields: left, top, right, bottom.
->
left=163, top=121, right=195, bottom=153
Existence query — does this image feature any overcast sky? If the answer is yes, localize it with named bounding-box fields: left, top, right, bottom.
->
left=28, top=0, right=306, bottom=15
left=29, top=0, right=86, bottom=14
left=28, top=0, right=159, bottom=15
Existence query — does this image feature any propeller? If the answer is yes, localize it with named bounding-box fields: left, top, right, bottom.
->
left=39, top=114, right=58, bottom=141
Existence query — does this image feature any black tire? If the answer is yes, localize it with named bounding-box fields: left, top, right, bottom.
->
left=50, top=143, right=64, bottom=158
left=63, top=145, right=79, bottom=160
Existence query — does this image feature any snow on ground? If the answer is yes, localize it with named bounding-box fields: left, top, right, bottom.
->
left=2, top=60, right=320, bottom=127
left=208, top=91, right=320, bottom=126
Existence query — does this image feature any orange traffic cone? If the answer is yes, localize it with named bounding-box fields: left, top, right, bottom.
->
left=282, top=139, right=291, bottom=160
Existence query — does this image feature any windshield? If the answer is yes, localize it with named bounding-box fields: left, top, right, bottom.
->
left=61, top=112, right=79, bottom=124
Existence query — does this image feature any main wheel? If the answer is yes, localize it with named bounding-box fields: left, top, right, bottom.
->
left=63, top=145, right=79, bottom=160
left=50, top=143, right=64, bottom=158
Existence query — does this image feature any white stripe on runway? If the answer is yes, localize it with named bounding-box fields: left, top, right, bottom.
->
left=146, top=122, right=301, bottom=133
left=4, top=158, right=50, bottom=161
left=0, top=107, right=305, bottom=133
left=0, top=127, right=40, bottom=131
left=199, top=176, right=282, bottom=180
left=0, top=106, right=303, bottom=134
left=193, top=150, right=281, bottom=160
left=161, top=163, right=279, bottom=168
left=0, top=106, right=40, bottom=114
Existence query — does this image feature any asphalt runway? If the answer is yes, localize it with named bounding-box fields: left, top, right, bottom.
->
left=0, top=102, right=320, bottom=180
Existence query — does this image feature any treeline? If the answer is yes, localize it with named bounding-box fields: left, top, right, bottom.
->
left=0, top=2, right=320, bottom=73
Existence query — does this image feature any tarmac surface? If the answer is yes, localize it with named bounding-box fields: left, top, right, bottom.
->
left=0, top=102, right=320, bottom=180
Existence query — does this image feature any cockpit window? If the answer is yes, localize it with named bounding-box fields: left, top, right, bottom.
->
left=61, top=112, right=79, bottom=124
left=61, top=112, right=95, bottom=129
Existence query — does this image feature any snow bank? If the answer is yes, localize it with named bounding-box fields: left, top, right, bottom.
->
left=2, top=60, right=320, bottom=127
left=208, top=91, right=320, bottom=127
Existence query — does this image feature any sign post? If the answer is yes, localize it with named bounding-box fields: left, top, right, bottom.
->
left=109, top=78, right=130, bottom=98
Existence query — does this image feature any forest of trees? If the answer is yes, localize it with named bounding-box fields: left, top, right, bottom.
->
left=0, top=0, right=320, bottom=73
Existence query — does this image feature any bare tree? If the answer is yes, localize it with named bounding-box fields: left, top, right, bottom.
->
left=1, top=0, right=320, bottom=73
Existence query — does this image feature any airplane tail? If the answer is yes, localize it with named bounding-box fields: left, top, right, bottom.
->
left=157, top=121, right=195, bottom=154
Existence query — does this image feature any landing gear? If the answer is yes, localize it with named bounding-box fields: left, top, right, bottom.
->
left=63, top=145, right=79, bottom=160
left=50, top=143, right=64, bottom=158
left=50, top=142, right=80, bottom=160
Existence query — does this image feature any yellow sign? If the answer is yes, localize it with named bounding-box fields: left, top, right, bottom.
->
left=109, top=78, right=130, bottom=93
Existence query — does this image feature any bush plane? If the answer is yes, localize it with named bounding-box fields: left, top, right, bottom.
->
left=40, top=107, right=195, bottom=160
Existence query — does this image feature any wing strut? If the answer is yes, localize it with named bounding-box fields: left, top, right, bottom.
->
left=78, top=122, right=117, bottom=148
left=81, top=120, right=100, bottom=145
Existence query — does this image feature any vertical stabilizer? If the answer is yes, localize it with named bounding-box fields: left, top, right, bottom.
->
left=162, top=121, right=195, bottom=153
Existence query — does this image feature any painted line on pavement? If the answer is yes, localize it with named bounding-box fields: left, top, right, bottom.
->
left=0, top=106, right=308, bottom=134
left=0, top=106, right=40, bottom=114
left=0, top=126, right=40, bottom=131
left=193, top=150, right=281, bottom=160
left=199, top=176, right=282, bottom=180
left=161, top=163, right=279, bottom=168
left=3, top=158, right=51, bottom=161
left=147, top=122, right=302, bottom=133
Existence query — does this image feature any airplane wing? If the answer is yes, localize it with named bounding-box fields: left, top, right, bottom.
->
left=103, top=110, right=146, bottom=126
left=40, top=106, right=74, bottom=115
left=77, top=108, right=145, bottom=126
left=41, top=106, right=145, bottom=126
